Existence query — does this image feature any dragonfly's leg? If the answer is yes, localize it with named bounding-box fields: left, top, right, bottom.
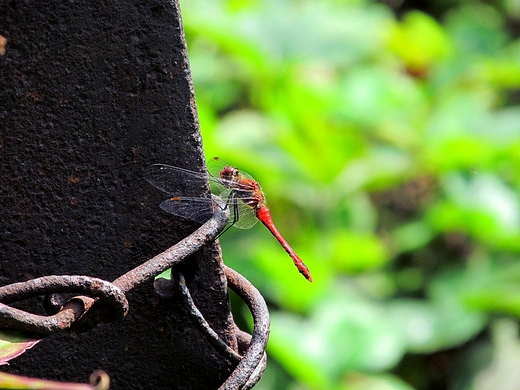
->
left=231, top=197, right=240, bottom=225
left=216, top=192, right=239, bottom=239
left=216, top=223, right=233, bottom=239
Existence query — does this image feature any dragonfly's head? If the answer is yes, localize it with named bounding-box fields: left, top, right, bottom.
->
left=220, top=166, right=240, bottom=182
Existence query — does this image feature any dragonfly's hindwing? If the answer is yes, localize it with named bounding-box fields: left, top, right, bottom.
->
left=159, top=197, right=214, bottom=224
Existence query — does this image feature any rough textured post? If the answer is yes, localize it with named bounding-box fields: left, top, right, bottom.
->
left=0, top=1, right=237, bottom=388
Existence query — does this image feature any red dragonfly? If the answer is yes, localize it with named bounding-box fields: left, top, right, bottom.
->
left=144, top=157, right=313, bottom=282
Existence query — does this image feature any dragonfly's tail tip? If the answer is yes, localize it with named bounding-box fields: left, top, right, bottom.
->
left=301, top=271, right=313, bottom=282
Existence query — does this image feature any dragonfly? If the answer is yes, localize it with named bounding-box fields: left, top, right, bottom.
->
left=144, top=157, right=313, bottom=282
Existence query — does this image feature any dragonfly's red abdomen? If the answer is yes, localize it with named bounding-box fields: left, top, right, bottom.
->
left=255, top=206, right=313, bottom=282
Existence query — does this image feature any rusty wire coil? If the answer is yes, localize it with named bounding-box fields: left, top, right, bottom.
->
left=0, top=201, right=270, bottom=388
left=0, top=276, right=128, bottom=335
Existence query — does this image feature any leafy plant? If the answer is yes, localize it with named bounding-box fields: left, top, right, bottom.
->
left=180, top=0, right=520, bottom=388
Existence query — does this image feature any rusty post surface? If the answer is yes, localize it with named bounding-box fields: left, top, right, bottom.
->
left=0, top=0, right=237, bottom=388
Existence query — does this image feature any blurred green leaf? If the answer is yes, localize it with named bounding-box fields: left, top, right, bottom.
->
left=330, top=230, right=390, bottom=273
left=341, top=372, right=416, bottom=390
left=270, top=289, right=406, bottom=382
left=463, top=319, right=520, bottom=390
left=388, top=299, right=486, bottom=353
left=391, top=221, right=435, bottom=253
left=426, top=173, right=520, bottom=248
left=387, top=11, right=451, bottom=72
left=445, top=4, right=507, bottom=56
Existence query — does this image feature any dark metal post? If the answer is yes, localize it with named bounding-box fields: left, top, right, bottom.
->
left=0, top=1, right=238, bottom=388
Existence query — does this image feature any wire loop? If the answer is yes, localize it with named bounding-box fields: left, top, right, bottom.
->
left=0, top=276, right=128, bottom=335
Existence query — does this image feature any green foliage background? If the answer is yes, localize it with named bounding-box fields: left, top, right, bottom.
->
left=180, top=0, right=520, bottom=389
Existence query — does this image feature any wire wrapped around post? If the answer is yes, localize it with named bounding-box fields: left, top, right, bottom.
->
left=176, top=267, right=270, bottom=389
left=219, top=266, right=270, bottom=390
left=177, top=272, right=242, bottom=363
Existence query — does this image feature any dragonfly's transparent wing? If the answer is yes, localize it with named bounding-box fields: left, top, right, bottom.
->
left=233, top=201, right=258, bottom=229
left=158, top=196, right=214, bottom=224
left=145, top=163, right=227, bottom=197
left=206, top=157, right=227, bottom=178
left=218, top=189, right=258, bottom=229
left=144, top=164, right=212, bottom=196
left=146, top=161, right=262, bottom=228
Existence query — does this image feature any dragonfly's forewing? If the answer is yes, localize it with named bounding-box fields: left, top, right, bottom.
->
left=206, top=157, right=227, bottom=178
left=144, top=164, right=214, bottom=197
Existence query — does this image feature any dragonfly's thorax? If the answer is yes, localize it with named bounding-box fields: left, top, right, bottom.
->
left=235, top=179, right=265, bottom=209
left=220, top=166, right=266, bottom=210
